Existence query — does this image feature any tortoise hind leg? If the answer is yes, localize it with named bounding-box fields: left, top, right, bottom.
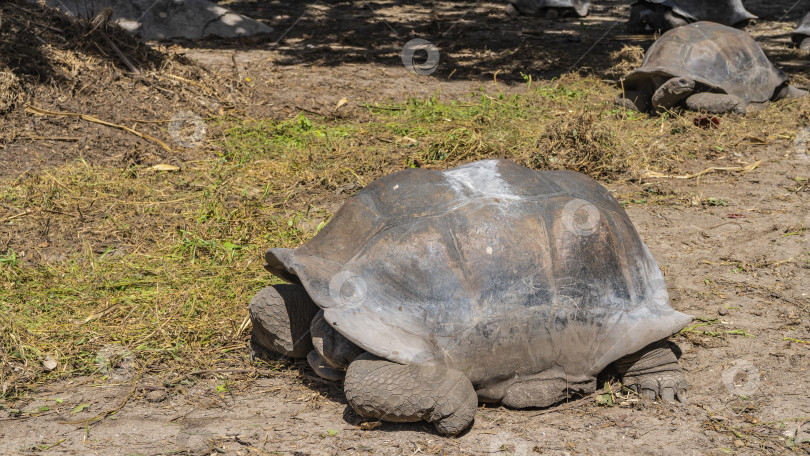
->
left=249, top=284, right=320, bottom=360
left=613, top=340, right=687, bottom=402
left=344, top=353, right=478, bottom=436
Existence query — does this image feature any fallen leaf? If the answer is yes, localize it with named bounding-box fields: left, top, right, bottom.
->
left=359, top=421, right=382, bottom=430
left=334, top=97, right=349, bottom=110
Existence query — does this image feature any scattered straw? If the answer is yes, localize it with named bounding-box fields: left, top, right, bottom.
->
left=644, top=160, right=762, bottom=179
left=24, top=105, right=174, bottom=152
left=608, top=45, right=645, bottom=78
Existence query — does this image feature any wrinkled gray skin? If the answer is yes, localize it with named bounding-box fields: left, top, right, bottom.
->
left=627, top=0, right=755, bottom=33
left=250, top=159, right=693, bottom=436
left=792, top=11, right=810, bottom=51
left=507, top=0, right=589, bottom=17
left=617, top=22, right=807, bottom=114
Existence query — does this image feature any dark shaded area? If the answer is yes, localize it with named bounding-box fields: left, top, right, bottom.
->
left=4, top=0, right=808, bottom=85
left=179, top=0, right=810, bottom=81
left=205, top=0, right=634, bottom=81
left=0, top=0, right=181, bottom=86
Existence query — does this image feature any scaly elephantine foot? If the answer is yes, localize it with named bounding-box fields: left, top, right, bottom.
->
left=249, top=284, right=320, bottom=359
left=344, top=353, right=478, bottom=436
left=685, top=92, right=745, bottom=114
left=613, top=341, right=687, bottom=402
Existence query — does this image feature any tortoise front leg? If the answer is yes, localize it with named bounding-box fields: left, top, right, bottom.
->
left=627, top=3, right=662, bottom=33
left=615, top=89, right=650, bottom=112
left=249, top=284, right=320, bottom=359
left=684, top=92, right=746, bottom=114
left=613, top=340, right=687, bottom=402
left=307, top=309, right=365, bottom=381
left=344, top=353, right=478, bottom=436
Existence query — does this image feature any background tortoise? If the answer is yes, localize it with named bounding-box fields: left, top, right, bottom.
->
left=249, top=159, right=693, bottom=436
left=792, top=11, right=810, bottom=51
left=627, top=0, right=755, bottom=33
left=617, top=22, right=807, bottom=114
left=506, top=0, right=589, bottom=17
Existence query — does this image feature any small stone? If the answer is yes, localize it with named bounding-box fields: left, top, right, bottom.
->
left=718, top=307, right=729, bottom=316
left=42, top=356, right=57, bottom=371
left=734, top=439, right=745, bottom=448
left=146, top=390, right=167, bottom=402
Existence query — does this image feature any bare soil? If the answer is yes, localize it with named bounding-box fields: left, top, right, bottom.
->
left=1, top=0, right=809, bottom=455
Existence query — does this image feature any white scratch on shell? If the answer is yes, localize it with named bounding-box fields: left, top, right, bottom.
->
left=443, top=159, right=520, bottom=199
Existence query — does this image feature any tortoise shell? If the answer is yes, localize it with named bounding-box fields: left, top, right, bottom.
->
left=624, top=22, right=788, bottom=105
left=265, top=159, right=692, bottom=386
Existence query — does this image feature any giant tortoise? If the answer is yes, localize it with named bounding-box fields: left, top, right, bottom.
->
left=617, top=22, right=807, bottom=114
left=249, top=159, right=693, bottom=436
left=792, top=11, right=810, bottom=51
left=627, top=0, right=755, bottom=32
